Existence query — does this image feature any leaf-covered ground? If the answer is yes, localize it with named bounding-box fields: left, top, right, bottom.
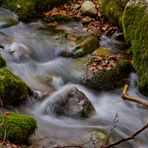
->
left=88, top=54, right=122, bottom=73
left=43, top=0, right=120, bottom=36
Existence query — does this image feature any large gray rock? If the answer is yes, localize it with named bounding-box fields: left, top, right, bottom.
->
left=80, top=1, right=97, bottom=16
left=0, top=8, right=18, bottom=28
left=45, top=87, right=95, bottom=119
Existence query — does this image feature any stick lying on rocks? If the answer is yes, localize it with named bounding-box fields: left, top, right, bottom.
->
left=121, top=84, right=148, bottom=107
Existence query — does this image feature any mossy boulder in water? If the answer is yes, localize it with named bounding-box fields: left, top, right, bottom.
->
left=99, top=0, right=129, bottom=27
left=122, top=0, right=148, bottom=96
left=0, top=112, right=37, bottom=145
left=0, top=68, right=29, bottom=105
left=71, top=35, right=100, bottom=58
left=0, top=55, right=6, bottom=68
left=84, top=55, right=132, bottom=91
left=1, top=0, right=72, bottom=21
left=45, top=87, right=95, bottom=119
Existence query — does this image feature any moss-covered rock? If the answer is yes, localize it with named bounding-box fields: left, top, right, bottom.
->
left=0, top=68, right=29, bottom=105
left=84, top=57, right=132, bottom=91
left=71, top=35, right=100, bottom=58
left=0, top=112, right=37, bottom=145
left=1, top=0, right=72, bottom=21
left=100, top=0, right=129, bottom=27
left=122, top=0, right=148, bottom=96
left=0, top=55, right=6, bottom=68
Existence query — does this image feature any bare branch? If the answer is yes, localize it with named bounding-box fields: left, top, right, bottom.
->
left=103, top=123, right=148, bottom=148
left=121, top=84, right=148, bottom=107
left=100, top=113, right=119, bottom=148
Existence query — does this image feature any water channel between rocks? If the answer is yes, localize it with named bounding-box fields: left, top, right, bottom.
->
left=0, top=21, right=148, bottom=148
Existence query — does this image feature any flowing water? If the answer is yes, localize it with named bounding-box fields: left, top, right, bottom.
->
left=0, top=21, right=148, bottom=148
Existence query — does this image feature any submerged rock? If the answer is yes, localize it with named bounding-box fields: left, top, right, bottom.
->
left=0, top=68, right=29, bottom=106
left=46, top=87, right=95, bottom=119
left=122, top=0, right=148, bottom=96
left=0, top=8, right=18, bottom=28
left=0, top=112, right=37, bottom=145
left=6, top=42, right=31, bottom=62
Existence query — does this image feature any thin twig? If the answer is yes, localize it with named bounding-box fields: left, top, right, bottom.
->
left=100, top=113, right=119, bottom=148
left=103, top=123, right=148, bottom=148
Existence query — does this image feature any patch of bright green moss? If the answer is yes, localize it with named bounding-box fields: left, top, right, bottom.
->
left=2, top=0, right=73, bottom=21
left=100, top=0, right=128, bottom=27
left=122, top=1, right=148, bottom=96
left=0, top=55, right=6, bottom=68
left=0, top=112, right=37, bottom=145
left=2, top=0, right=35, bottom=21
left=0, top=68, right=29, bottom=105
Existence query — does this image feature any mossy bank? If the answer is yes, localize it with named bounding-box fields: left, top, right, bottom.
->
left=99, top=0, right=129, bottom=27
left=0, top=112, right=37, bottom=145
left=122, top=0, right=148, bottom=96
left=1, top=0, right=72, bottom=21
left=0, top=68, right=29, bottom=105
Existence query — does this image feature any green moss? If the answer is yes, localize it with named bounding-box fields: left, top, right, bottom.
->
left=84, top=60, right=132, bottom=91
left=0, top=68, right=29, bottom=105
left=0, top=55, right=6, bottom=68
left=122, top=1, right=148, bottom=96
left=51, top=14, right=73, bottom=22
left=72, top=35, right=100, bottom=58
left=100, top=0, right=128, bottom=27
left=1, top=0, right=73, bottom=21
left=2, top=0, right=35, bottom=21
left=0, top=112, right=37, bottom=145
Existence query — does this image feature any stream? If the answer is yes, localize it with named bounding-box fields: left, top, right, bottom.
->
left=0, top=20, right=148, bottom=148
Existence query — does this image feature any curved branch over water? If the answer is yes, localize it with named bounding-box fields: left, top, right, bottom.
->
left=121, top=84, right=148, bottom=107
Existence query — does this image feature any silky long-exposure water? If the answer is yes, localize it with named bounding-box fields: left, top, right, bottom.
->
left=0, top=21, right=148, bottom=148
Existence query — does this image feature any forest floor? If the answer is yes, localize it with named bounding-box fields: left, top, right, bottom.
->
left=43, top=0, right=120, bottom=36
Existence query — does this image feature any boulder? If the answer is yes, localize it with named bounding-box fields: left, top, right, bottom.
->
left=80, top=1, right=97, bottom=16
left=0, top=8, right=18, bottom=28
left=122, top=0, right=148, bottom=96
left=46, top=87, right=95, bottom=118
left=0, top=68, right=29, bottom=106
left=72, top=35, right=99, bottom=57
left=0, top=112, right=37, bottom=145
left=99, top=0, right=129, bottom=27
left=83, top=56, right=132, bottom=91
